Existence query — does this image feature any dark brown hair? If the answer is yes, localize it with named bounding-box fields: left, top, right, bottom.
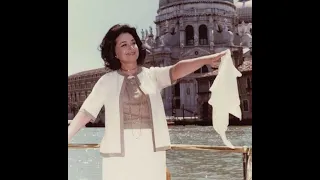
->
left=99, top=24, right=146, bottom=70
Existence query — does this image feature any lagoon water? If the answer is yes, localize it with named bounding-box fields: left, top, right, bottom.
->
left=68, top=126, right=252, bottom=180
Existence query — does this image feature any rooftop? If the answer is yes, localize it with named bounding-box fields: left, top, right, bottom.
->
left=68, top=67, right=111, bottom=79
left=188, top=59, right=252, bottom=79
left=68, top=59, right=252, bottom=80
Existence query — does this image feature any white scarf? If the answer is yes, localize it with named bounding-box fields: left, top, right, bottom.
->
left=209, top=49, right=242, bottom=149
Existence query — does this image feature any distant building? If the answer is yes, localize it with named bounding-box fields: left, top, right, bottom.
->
left=68, top=0, right=252, bottom=124
left=68, top=68, right=111, bottom=124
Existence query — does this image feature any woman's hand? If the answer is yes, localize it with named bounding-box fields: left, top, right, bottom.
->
left=209, top=52, right=226, bottom=68
left=170, top=51, right=227, bottom=81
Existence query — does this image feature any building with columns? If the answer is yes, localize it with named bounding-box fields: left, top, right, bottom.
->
left=68, top=0, right=252, bottom=125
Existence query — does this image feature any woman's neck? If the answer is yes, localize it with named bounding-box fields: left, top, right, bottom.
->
left=120, top=63, right=138, bottom=76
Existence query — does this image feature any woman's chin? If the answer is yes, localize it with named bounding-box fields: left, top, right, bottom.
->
left=124, top=57, right=139, bottom=63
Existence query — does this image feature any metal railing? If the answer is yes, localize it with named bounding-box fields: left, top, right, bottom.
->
left=68, top=144, right=252, bottom=180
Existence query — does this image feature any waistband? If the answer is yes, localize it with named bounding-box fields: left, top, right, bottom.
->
left=124, top=120, right=152, bottom=129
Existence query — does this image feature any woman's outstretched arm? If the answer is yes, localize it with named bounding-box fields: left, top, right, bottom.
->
left=171, top=52, right=226, bottom=82
left=68, top=77, right=106, bottom=142
left=68, top=111, right=94, bottom=142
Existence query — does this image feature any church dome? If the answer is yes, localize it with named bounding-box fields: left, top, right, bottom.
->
left=159, top=0, right=234, bottom=8
left=159, top=0, right=178, bottom=7
left=235, top=0, right=252, bottom=23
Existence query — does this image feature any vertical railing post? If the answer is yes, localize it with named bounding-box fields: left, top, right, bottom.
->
left=242, top=146, right=248, bottom=180
left=166, top=168, right=171, bottom=180
left=182, top=104, right=185, bottom=120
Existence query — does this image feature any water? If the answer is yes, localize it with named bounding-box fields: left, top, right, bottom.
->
left=68, top=126, right=252, bottom=180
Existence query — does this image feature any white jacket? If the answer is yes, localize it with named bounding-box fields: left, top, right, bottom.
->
left=80, top=66, right=173, bottom=156
left=209, top=49, right=242, bottom=149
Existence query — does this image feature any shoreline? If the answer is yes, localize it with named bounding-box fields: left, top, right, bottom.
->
left=82, top=118, right=252, bottom=127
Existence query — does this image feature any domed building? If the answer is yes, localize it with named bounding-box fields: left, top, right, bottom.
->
left=234, top=0, right=252, bottom=47
left=68, top=0, right=252, bottom=125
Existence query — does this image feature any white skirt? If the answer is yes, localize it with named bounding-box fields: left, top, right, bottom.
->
left=101, top=129, right=166, bottom=180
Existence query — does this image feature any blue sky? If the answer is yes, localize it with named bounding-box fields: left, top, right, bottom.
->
left=68, top=0, right=239, bottom=75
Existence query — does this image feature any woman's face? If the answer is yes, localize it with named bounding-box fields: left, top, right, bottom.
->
left=114, top=33, right=139, bottom=65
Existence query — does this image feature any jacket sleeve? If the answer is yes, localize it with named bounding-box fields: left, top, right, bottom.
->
left=79, top=76, right=106, bottom=121
left=68, top=76, right=106, bottom=142
left=150, top=65, right=177, bottom=90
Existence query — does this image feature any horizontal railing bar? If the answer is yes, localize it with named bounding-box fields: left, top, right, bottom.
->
left=68, top=144, right=251, bottom=153
left=170, top=144, right=250, bottom=153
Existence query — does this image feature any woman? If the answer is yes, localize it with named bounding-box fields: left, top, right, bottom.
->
left=68, top=24, right=226, bottom=180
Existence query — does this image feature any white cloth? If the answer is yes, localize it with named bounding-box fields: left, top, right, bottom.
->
left=208, top=49, right=242, bottom=149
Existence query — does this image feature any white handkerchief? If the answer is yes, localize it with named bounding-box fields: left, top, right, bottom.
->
left=208, top=49, right=242, bottom=149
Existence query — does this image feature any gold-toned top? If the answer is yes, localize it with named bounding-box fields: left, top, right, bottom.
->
left=117, top=67, right=153, bottom=129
